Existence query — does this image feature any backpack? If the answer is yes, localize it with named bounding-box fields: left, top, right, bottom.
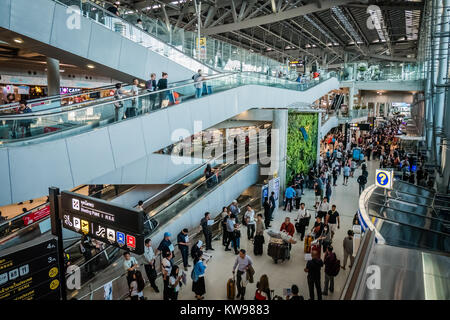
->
left=329, top=258, right=341, bottom=277
left=358, top=175, right=367, bottom=185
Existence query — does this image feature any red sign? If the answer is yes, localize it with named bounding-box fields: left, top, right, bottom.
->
left=126, top=235, right=136, bottom=249
left=22, top=205, right=51, bottom=226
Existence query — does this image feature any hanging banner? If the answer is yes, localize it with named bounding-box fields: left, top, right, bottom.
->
left=196, top=37, right=207, bottom=60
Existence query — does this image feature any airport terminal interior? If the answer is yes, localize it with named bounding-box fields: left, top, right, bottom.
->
left=0, top=0, right=449, bottom=302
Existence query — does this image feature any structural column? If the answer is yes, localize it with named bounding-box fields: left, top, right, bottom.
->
left=348, top=85, right=356, bottom=111
left=46, top=57, right=61, bottom=96
left=272, top=109, right=288, bottom=194
left=433, top=0, right=450, bottom=167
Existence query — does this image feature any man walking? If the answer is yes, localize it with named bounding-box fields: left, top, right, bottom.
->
left=325, top=205, right=340, bottom=239
left=225, top=214, right=238, bottom=254
left=357, top=173, right=368, bottom=195
left=284, top=185, right=296, bottom=212
left=342, top=230, right=355, bottom=270
left=200, top=212, right=214, bottom=251
left=177, top=228, right=191, bottom=271
left=232, top=249, right=254, bottom=300
left=343, top=163, right=350, bottom=185
left=323, top=246, right=338, bottom=296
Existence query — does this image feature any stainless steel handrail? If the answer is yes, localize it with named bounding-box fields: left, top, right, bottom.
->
left=0, top=72, right=331, bottom=121
left=0, top=72, right=238, bottom=120
left=0, top=83, right=126, bottom=112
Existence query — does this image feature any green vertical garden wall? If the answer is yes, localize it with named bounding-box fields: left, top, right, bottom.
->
left=286, top=112, right=318, bottom=185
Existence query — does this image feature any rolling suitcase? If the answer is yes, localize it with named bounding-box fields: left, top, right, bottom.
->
left=304, top=235, right=313, bottom=253
left=227, top=276, right=236, bottom=300
left=253, top=235, right=264, bottom=256
left=268, top=242, right=289, bottom=264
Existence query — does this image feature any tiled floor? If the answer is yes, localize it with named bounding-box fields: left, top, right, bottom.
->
left=143, top=159, right=378, bottom=300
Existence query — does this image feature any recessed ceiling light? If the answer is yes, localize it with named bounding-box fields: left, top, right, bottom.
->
left=13, top=38, right=23, bottom=44
left=87, top=64, right=95, bottom=69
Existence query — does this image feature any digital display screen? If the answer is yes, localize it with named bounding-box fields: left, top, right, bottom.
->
left=0, top=236, right=61, bottom=300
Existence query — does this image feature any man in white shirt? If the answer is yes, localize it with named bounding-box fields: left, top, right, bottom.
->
left=295, top=202, right=310, bottom=241
left=123, top=251, right=139, bottom=273
left=162, top=251, right=173, bottom=300
left=123, top=251, right=139, bottom=287
left=143, top=239, right=159, bottom=292
left=244, top=205, right=256, bottom=240
left=317, top=197, right=330, bottom=219
left=193, top=69, right=208, bottom=98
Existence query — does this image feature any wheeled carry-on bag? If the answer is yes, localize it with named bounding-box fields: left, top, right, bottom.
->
left=304, top=235, right=313, bottom=253
left=267, top=241, right=289, bottom=264
left=253, top=234, right=264, bottom=256
left=227, top=276, right=236, bottom=300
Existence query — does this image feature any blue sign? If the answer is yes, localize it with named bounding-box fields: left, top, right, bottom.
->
left=376, top=171, right=389, bottom=186
left=117, top=232, right=125, bottom=246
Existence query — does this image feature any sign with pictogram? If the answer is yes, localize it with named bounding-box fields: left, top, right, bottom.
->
left=375, top=169, right=393, bottom=189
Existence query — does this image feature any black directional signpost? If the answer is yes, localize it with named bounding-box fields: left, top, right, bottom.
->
left=0, top=234, right=63, bottom=300
left=59, top=190, right=145, bottom=255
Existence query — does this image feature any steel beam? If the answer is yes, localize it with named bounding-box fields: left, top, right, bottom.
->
left=202, top=0, right=357, bottom=35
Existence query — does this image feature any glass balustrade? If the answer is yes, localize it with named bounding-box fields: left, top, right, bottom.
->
left=54, top=0, right=291, bottom=76
left=0, top=72, right=333, bottom=146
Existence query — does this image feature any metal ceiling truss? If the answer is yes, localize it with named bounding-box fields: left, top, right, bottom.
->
left=104, top=0, right=425, bottom=64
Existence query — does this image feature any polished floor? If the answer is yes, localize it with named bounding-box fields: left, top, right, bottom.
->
left=142, top=159, right=378, bottom=300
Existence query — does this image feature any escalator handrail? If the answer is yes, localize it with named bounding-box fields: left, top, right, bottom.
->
left=53, top=0, right=222, bottom=75
left=0, top=76, right=215, bottom=117
left=340, top=229, right=376, bottom=300
left=0, top=72, right=331, bottom=121
left=0, top=72, right=238, bottom=120
left=0, top=83, right=128, bottom=113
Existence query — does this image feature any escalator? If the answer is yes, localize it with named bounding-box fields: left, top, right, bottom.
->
left=0, top=71, right=338, bottom=205
left=0, top=126, right=268, bottom=292
left=68, top=160, right=260, bottom=299
left=0, top=122, right=268, bottom=245
left=0, top=0, right=218, bottom=82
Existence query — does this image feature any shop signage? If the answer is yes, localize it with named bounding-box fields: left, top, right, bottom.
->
left=60, top=87, right=82, bottom=94
left=0, top=235, right=62, bottom=300
left=60, top=191, right=145, bottom=254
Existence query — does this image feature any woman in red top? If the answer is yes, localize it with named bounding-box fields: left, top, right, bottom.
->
left=280, top=217, right=295, bottom=237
